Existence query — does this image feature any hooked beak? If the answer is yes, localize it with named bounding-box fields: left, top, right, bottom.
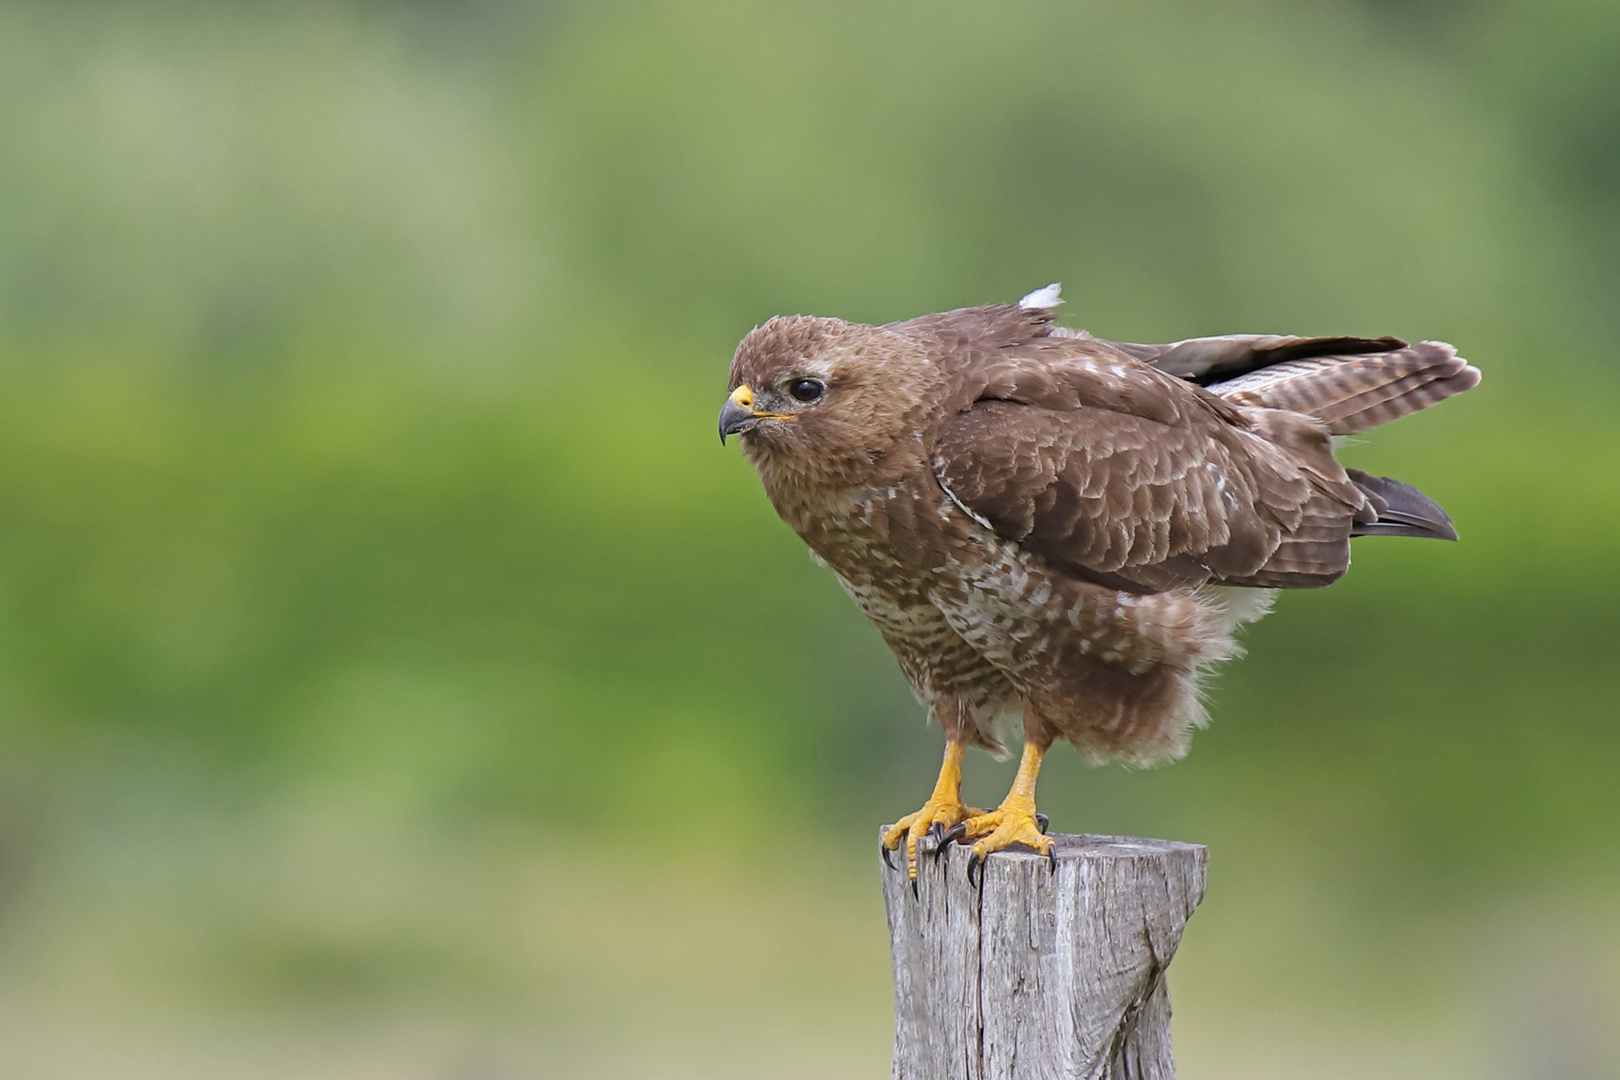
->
left=718, top=387, right=756, bottom=444
left=718, top=385, right=791, bottom=444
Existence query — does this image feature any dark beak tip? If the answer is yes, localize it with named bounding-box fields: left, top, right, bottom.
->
left=718, top=398, right=757, bottom=444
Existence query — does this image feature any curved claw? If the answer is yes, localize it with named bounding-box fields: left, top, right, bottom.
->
left=881, top=841, right=896, bottom=871
left=966, top=850, right=983, bottom=888
left=910, top=875, right=919, bottom=900
left=941, top=822, right=967, bottom=846
left=1035, top=813, right=1049, bottom=835
left=1047, top=845, right=1058, bottom=873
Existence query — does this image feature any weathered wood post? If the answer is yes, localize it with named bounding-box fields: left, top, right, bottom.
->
left=881, top=832, right=1207, bottom=1080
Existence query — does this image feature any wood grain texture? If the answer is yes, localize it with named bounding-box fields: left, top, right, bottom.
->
left=882, top=832, right=1207, bottom=1080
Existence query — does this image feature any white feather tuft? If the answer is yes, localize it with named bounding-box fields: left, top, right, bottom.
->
left=1200, top=585, right=1278, bottom=633
left=1018, top=283, right=1063, bottom=309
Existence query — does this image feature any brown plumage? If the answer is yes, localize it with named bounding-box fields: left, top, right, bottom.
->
left=718, top=289, right=1480, bottom=880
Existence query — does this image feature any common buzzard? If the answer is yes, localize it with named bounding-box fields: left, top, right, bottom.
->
left=719, top=286, right=1479, bottom=884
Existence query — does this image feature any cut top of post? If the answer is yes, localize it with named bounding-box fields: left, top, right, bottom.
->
left=882, top=832, right=1208, bottom=1080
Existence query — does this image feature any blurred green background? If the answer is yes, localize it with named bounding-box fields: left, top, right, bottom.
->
left=0, top=0, right=1616, bottom=1076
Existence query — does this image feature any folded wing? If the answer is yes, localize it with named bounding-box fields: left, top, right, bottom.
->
left=932, top=359, right=1370, bottom=593
left=902, top=306, right=1479, bottom=593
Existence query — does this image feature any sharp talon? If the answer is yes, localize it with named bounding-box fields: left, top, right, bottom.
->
left=1035, top=814, right=1049, bottom=834
left=966, top=850, right=983, bottom=887
left=881, top=843, right=895, bottom=871
left=910, top=875, right=919, bottom=900
left=941, top=822, right=967, bottom=846
left=1047, top=846, right=1058, bottom=873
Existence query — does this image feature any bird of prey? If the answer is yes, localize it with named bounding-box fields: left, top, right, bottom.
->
left=718, top=286, right=1479, bottom=884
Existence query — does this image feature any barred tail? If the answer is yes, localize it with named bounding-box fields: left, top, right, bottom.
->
left=1208, top=341, right=1481, bottom=435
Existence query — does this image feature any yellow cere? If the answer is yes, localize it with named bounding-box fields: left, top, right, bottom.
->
left=730, top=383, right=796, bottom=421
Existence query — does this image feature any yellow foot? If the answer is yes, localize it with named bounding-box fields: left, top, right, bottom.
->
left=882, top=797, right=984, bottom=882
left=958, top=807, right=1055, bottom=885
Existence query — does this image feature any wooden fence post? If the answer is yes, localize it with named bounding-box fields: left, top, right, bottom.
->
left=881, top=831, right=1207, bottom=1080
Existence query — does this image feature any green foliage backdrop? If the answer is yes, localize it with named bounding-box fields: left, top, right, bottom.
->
left=0, top=1, right=1615, bottom=1076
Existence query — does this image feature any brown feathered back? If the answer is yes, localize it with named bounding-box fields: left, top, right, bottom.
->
left=902, top=306, right=1477, bottom=592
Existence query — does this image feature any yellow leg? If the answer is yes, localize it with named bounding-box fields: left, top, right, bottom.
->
left=958, top=741, right=1054, bottom=882
left=882, top=740, right=984, bottom=881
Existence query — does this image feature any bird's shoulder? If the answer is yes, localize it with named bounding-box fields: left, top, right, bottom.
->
left=886, top=303, right=1241, bottom=430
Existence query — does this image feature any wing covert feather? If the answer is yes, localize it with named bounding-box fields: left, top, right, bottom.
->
left=932, top=398, right=1361, bottom=593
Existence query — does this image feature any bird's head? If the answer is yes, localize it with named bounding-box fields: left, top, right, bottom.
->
left=720, top=315, right=943, bottom=486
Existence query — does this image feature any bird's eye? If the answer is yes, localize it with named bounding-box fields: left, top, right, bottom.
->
left=788, top=378, right=825, bottom=403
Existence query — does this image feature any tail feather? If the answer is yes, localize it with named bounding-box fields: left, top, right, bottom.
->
left=1348, top=469, right=1458, bottom=541
left=1211, top=472, right=1458, bottom=591
left=1105, top=332, right=1406, bottom=381
left=1207, top=341, right=1480, bottom=435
